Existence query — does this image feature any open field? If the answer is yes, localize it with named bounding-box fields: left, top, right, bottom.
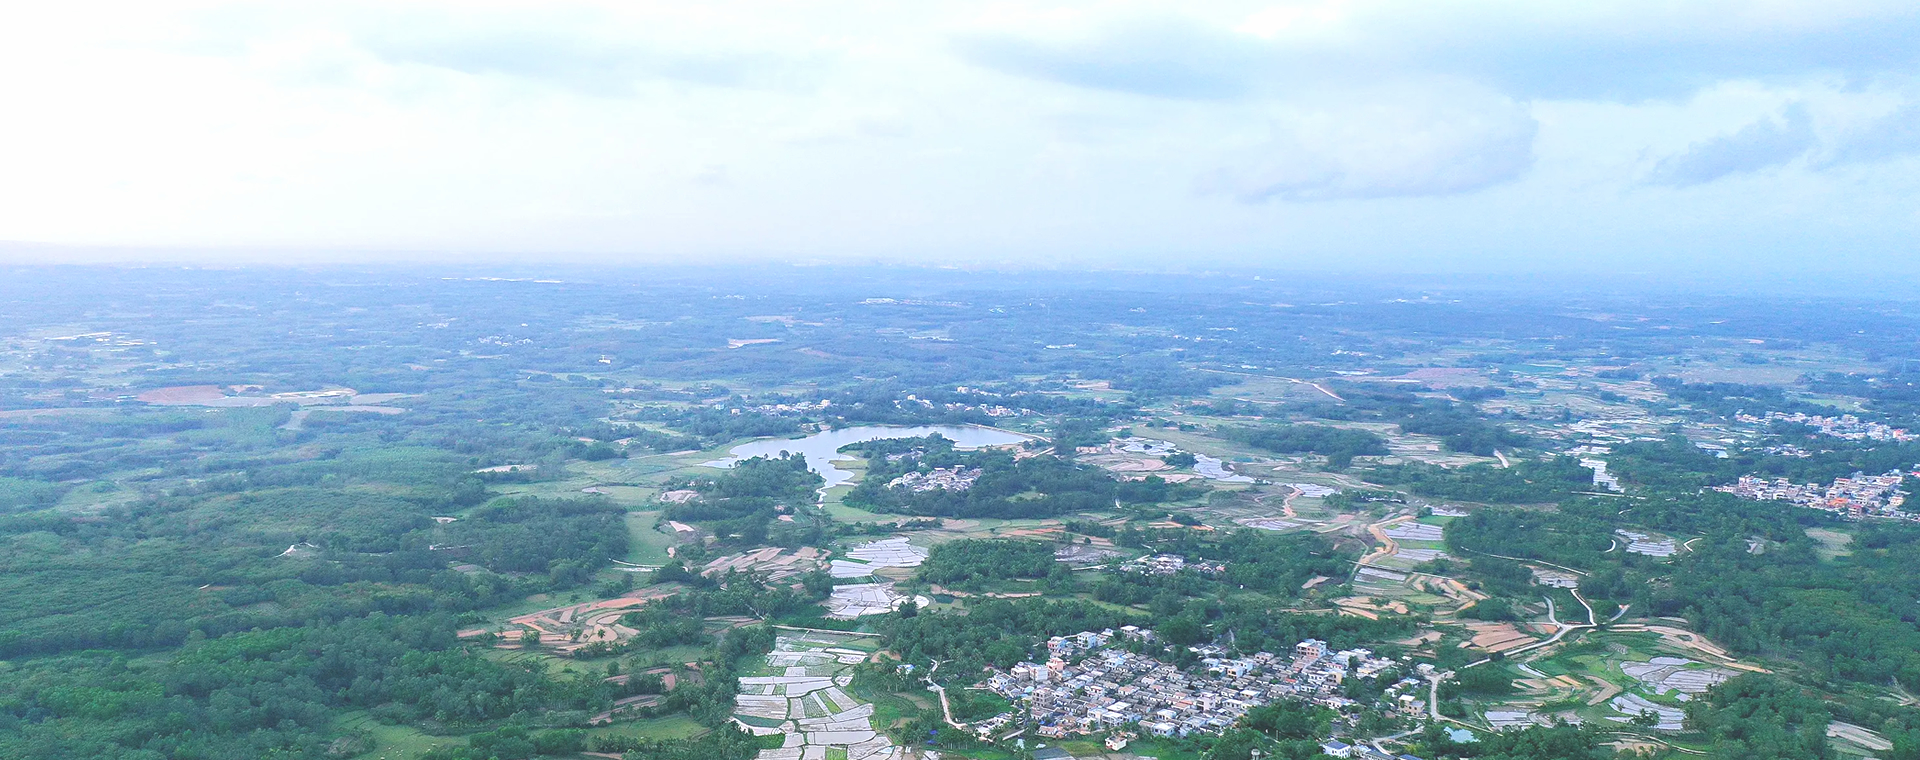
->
left=625, top=510, right=677, bottom=566
left=585, top=713, right=711, bottom=743
left=1806, top=527, right=1854, bottom=559
left=335, top=710, right=461, bottom=758
left=1201, top=370, right=1345, bottom=404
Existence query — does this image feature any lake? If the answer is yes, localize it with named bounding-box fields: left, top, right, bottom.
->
left=701, top=424, right=1033, bottom=491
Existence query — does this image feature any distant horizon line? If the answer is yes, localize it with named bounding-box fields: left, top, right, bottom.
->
left=0, top=240, right=1910, bottom=299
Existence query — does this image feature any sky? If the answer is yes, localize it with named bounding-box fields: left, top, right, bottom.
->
left=1, top=1, right=1918, bottom=275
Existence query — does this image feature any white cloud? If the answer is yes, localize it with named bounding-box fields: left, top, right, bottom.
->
left=956, top=18, right=1263, bottom=101
left=1819, top=97, right=1920, bottom=166
left=0, top=1, right=1916, bottom=272
left=1204, top=80, right=1537, bottom=201
left=1648, top=104, right=1816, bottom=186
left=957, top=1, right=1920, bottom=101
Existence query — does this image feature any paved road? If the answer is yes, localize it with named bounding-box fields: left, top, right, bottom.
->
left=923, top=660, right=966, bottom=730
left=1504, top=591, right=1596, bottom=659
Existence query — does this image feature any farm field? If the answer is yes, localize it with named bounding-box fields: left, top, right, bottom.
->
left=732, top=631, right=902, bottom=760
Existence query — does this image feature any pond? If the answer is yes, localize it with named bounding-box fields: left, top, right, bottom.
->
left=701, top=424, right=1033, bottom=491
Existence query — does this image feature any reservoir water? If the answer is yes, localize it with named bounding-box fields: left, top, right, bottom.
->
left=701, top=424, right=1033, bottom=491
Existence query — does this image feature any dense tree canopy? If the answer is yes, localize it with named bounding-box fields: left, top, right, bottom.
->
left=1226, top=423, right=1389, bottom=468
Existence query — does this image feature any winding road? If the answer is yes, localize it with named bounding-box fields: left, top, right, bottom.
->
left=1357, top=515, right=1415, bottom=567
left=923, top=660, right=966, bottom=730
left=1430, top=589, right=1600, bottom=730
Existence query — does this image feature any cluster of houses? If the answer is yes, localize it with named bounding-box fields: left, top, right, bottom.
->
left=886, top=466, right=982, bottom=492
left=892, top=393, right=1025, bottom=418
left=735, top=398, right=834, bottom=415
left=943, top=402, right=1023, bottom=418
left=978, top=630, right=1413, bottom=743
left=1737, top=411, right=1916, bottom=442
left=1318, top=739, right=1431, bottom=760
left=1032, top=739, right=1431, bottom=760
left=1764, top=443, right=1813, bottom=458
left=1119, top=553, right=1226, bottom=576
left=1715, top=470, right=1912, bottom=519
left=711, top=392, right=1028, bottom=419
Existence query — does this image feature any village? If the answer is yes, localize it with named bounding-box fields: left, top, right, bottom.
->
left=976, top=628, right=1413, bottom=745
left=1735, top=411, right=1917, bottom=442
left=1715, top=469, right=1913, bottom=519
left=1118, top=553, right=1226, bottom=576
left=887, top=465, right=984, bottom=492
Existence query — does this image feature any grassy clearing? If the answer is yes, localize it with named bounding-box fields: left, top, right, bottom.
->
left=1806, top=527, right=1854, bottom=559
left=1114, top=736, right=1205, bottom=759
left=1202, top=372, right=1336, bottom=403
left=478, top=460, right=658, bottom=505
left=611, top=445, right=738, bottom=481
left=1672, top=363, right=1848, bottom=385
left=633, top=644, right=713, bottom=667
left=961, top=517, right=1063, bottom=535
left=586, top=714, right=710, bottom=742
left=1130, top=425, right=1263, bottom=461
left=471, top=589, right=600, bottom=622
left=335, top=710, right=460, bottom=758
left=490, top=480, right=595, bottom=501
left=1068, top=593, right=1151, bottom=615
left=626, top=510, right=676, bottom=564
left=482, top=648, right=584, bottom=678
left=852, top=678, right=932, bottom=734
left=485, top=640, right=708, bottom=679
left=822, top=497, right=890, bottom=524
left=594, top=484, right=656, bottom=503
left=52, top=481, right=142, bottom=513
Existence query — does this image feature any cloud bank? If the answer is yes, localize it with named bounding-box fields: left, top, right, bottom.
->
left=0, top=1, right=1917, bottom=273
left=1649, top=104, right=1816, bottom=186
left=1206, top=81, right=1537, bottom=201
